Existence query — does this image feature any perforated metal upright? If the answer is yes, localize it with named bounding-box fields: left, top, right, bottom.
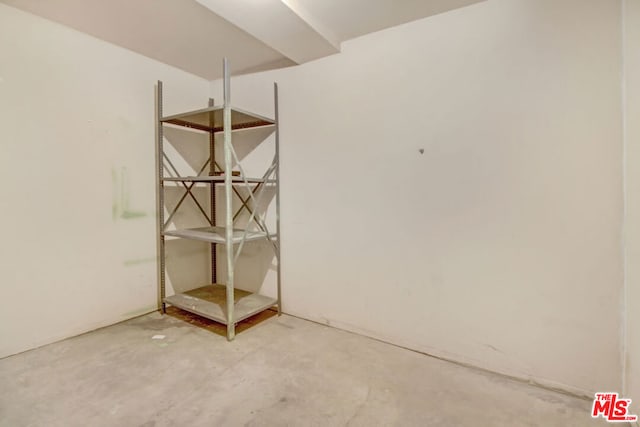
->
left=155, top=58, right=281, bottom=341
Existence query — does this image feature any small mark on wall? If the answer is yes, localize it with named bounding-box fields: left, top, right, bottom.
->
left=484, top=343, right=504, bottom=354
left=123, top=257, right=156, bottom=267
left=112, top=166, right=147, bottom=220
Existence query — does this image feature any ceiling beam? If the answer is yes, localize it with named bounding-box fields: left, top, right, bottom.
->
left=195, top=0, right=340, bottom=64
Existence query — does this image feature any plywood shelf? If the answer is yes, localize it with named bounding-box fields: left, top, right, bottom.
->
left=163, top=176, right=270, bottom=184
left=161, top=106, right=275, bottom=133
left=163, top=226, right=271, bottom=244
left=164, top=285, right=277, bottom=325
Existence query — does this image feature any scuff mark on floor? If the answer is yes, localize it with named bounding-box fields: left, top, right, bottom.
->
left=121, top=305, right=157, bottom=318
left=346, top=385, right=371, bottom=426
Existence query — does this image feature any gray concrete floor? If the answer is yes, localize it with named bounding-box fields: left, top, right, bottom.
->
left=0, top=312, right=611, bottom=427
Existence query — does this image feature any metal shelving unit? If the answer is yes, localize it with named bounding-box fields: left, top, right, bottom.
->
left=155, top=59, right=281, bottom=341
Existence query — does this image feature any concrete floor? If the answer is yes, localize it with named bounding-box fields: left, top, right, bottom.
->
left=0, top=312, right=612, bottom=427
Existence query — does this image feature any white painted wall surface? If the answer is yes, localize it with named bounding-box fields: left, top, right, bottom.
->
left=624, top=0, right=640, bottom=418
left=0, top=4, right=210, bottom=357
left=213, top=0, right=623, bottom=394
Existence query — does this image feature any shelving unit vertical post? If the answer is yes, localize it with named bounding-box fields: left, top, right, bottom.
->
left=155, top=80, right=166, bottom=314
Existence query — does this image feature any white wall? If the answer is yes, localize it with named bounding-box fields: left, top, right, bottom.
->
left=0, top=4, right=210, bottom=357
left=624, top=0, right=640, bottom=419
left=214, top=0, right=624, bottom=395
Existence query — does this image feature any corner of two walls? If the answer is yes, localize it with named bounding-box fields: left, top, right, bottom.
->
left=221, top=0, right=626, bottom=397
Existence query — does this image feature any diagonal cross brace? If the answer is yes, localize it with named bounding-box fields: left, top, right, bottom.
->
left=162, top=154, right=213, bottom=228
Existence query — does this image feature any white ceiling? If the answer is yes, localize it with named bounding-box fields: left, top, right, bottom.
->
left=296, top=0, right=486, bottom=41
left=0, top=0, right=295, bottom=79
left=1, top=0, right=484, bottom=80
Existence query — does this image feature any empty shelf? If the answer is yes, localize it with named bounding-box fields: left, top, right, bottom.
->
left=163, top=226, right=270, bottom=244
left=161, top=106, right=275, bottom=132
left=164, top=284, right=276, bottom=324
left=163, top=176, right=266, bottom=184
